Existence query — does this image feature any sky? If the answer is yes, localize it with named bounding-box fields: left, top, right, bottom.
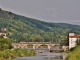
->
left=0, top=0, right=80, bottom=25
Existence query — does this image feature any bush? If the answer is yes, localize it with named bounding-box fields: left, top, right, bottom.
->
left=70, top=47, right=75, bottom=51
left=67, top=46, right=80, bottom=60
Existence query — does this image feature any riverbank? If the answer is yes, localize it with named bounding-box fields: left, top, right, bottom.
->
left=0, top=48, right=36, bottom=60
left=66, top=46, right=80, bottom=60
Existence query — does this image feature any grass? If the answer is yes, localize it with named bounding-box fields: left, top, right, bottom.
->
left=66, top=46, right=80, bottom=60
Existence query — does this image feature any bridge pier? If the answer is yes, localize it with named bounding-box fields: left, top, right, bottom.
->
left=48, top=45, right=51, bottom=51
left=33, top=45, right=36, bottom=50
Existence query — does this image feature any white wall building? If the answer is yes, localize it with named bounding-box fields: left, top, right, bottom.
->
left=69, top=33, right=78, bottom=49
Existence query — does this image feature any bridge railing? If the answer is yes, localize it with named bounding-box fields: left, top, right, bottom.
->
left=18, top=42, right=60, bottom=44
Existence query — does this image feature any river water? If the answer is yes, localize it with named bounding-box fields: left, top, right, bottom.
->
left=13, top=52, right=67, bottom=60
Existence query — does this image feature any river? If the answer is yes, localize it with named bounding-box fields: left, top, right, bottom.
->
left=13, top=52, right=67, bottom=60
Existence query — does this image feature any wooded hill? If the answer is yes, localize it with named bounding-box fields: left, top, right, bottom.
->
left=0, top=8, right=80, bottom=45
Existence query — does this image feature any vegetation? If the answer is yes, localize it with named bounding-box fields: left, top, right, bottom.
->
left=0, top=38, right=36, bottom=60
left=0, top=38, right=12, bottom=51
left=66, top=46, right=80, bottom=60
left=0, top=7, right=80, bottom=60
left=0, top=49, right=36, bottom=60
left=0, top=8, right=80, bottom=45
left=66, top=38, right=80, bottom=60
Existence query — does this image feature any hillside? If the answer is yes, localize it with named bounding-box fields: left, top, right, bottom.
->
left=0, top=8, right=80, bottom=44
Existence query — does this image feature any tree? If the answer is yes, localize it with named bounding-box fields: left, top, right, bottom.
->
left=32, top=35, right=44, bottom=42
left=0, top=38, right=12, bottom=51
left=76, top=36, right=80, bottom=45
left=43, top=35, right=50, bottom=42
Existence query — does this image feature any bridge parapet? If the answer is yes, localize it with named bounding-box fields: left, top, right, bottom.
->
left=19, top=42, right=59, bottom=44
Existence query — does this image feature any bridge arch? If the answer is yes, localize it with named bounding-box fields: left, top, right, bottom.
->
left=38, top=44, right=48, bottom=48
left=52, top=44, right=60, bottom=49
left=27, top=44, right=33, bottom=48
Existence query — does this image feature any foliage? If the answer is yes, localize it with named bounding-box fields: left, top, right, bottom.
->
left=69, top=47, right=75, bottom=51
left=0, top=38, right=12, bottom=51
left=0, top=37, right=36, bottom=60
left=66, top=46, right=80, bottom=60
left=0, top=8, right=80, bottom=45
left=0, top=49, right=36, bottom=60
left=76, top=36, right=80, bottom=45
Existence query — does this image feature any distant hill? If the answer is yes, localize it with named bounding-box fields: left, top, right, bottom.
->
left=0, top=8, right=80, bottom=44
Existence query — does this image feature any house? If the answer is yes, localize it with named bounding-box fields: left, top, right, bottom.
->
left=0, top=32, right=8, bottom=38
left=69, top=33, right=79, bottom=49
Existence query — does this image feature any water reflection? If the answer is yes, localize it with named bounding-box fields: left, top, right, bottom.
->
left=13, top=52, right=66, bottom=60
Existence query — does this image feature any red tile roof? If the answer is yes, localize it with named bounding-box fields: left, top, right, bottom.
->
left=69, top=34, right=79, bottom=38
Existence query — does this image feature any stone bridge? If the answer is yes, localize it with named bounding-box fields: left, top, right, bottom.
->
left=12, top=42, right=60, bottom=50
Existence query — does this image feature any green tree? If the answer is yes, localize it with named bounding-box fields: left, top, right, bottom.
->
left=33, top=35, right=44, bottom=42
left=0, top=38, right=12, bottom=51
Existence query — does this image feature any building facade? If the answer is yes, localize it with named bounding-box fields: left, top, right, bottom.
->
left=69, top=33, right=78, bottom=49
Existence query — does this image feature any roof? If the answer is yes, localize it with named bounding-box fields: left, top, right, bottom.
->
left=69, top=34, right=79, bottom=38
